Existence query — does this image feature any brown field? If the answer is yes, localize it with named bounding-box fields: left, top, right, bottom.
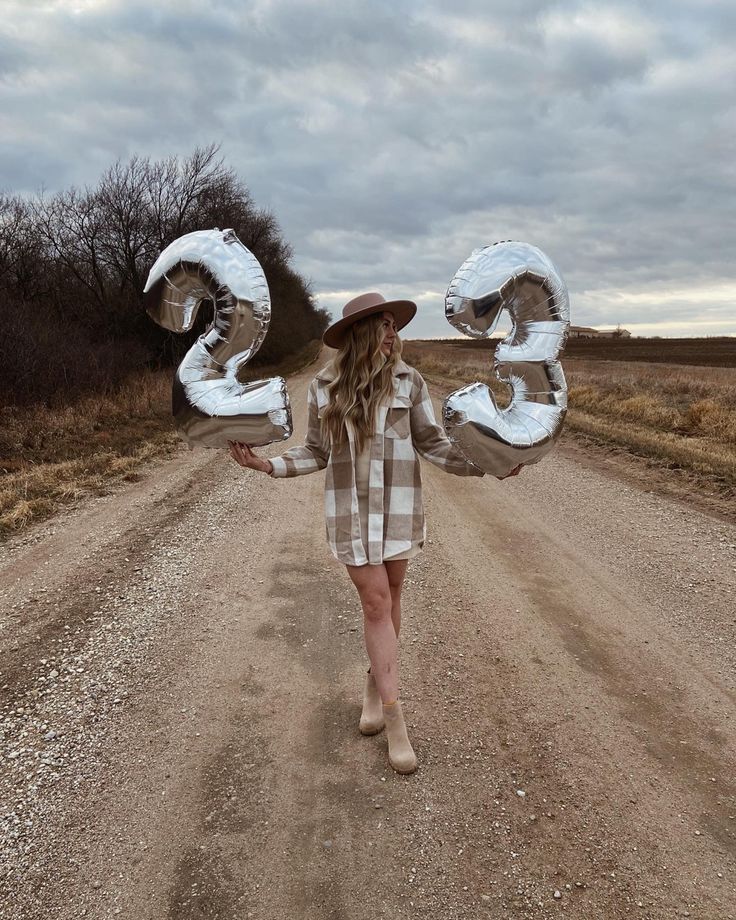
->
left=402, top=338, right=736, bottom=498
left=0, top=340, right=322, bottom=538
left=426, top=335, right=736, bottom=367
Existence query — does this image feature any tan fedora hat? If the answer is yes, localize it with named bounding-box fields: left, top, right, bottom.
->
left=322, top=292, right=417, bottom=349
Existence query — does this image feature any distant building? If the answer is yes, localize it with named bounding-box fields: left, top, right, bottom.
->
left=570, top=325, right=631, bottom=339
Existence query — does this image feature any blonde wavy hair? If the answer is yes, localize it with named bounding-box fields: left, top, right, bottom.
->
left=321, top=313, right=402, bottom=453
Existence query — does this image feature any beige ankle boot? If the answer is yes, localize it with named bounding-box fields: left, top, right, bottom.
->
left=359, top=669, right=385, bottom=735
left=382, top=700, right=417, bottom=774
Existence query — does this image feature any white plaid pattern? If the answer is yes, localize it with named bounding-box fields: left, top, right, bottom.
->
left=269, top=359, right=484, bottom=565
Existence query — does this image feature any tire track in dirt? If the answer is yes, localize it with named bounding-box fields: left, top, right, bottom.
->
left=2, top=358, right=735, bottom=920
left=409, top=395, right=735, bottom=916
left=0, top=452, right=218, bottom=698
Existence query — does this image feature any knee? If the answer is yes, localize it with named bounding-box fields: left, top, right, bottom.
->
left=362, top=588, right=392, bottom=624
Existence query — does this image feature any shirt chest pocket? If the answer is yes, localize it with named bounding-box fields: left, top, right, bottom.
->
left=384, top=395, right=412, bottom=439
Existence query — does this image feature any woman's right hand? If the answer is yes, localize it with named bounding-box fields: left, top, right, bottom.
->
left=228, top=440, right=274, bottom=475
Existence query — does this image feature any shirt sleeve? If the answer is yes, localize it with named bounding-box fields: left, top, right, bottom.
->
left=269, top=379, right=330, bottom=478
left=409, top=371, right=485, bottom=477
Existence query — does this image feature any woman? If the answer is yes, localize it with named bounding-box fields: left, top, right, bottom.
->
left=228, top=292, right=521, bottom=775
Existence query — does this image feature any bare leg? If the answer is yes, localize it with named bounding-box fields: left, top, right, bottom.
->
left=384, top=559, right=408, bottom=638
left=346, top=563, right=398, bottom=703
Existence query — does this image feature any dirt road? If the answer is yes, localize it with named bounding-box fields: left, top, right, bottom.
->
left=1, top=356, right=735, bottom=920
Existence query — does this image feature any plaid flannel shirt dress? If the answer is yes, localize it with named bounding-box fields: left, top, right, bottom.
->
left=269, top=358, right=484, bottom=566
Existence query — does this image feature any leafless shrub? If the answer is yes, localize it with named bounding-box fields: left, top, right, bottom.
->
left=0, top=145, right=329, bottom=408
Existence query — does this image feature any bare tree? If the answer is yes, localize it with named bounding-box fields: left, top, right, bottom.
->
left=0, top=147, right=328, bottom=407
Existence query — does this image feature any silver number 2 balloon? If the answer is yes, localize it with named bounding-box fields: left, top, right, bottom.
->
left=144, top=228, right=292, bottom=449
left=443, top=241, right=570, bottom=477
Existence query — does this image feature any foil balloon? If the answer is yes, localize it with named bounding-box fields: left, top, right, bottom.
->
left=144, top=228, right=292, bottom=449
left=443, top=241, right=569, bottom=477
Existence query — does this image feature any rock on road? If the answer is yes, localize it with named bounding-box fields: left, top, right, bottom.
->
left=1, top=357, right=735, bottom=920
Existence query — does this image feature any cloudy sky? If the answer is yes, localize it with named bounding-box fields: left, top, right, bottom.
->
left=2, top=0, right=734, bottom=337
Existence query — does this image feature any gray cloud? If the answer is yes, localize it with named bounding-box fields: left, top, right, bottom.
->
left=1, top=0, right=734, bottom=337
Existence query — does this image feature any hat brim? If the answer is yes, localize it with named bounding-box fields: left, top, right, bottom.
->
left=322, top=299, right=417, bottom=349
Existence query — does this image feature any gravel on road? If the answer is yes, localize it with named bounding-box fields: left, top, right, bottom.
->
left=1, top=361, right=734, bottom=919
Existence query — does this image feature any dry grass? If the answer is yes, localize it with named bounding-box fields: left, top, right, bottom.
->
left=0, top=339, right=322, bottom=538
left=402, top=341, right=736, bottom=492
left=0, top=369, right=179, bottom=538
left=430, top=335, right=736, bottom=367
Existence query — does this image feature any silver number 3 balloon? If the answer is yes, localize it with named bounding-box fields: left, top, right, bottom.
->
left=443, top=241, right=570, bottom=477
left=144, top=228, right=292, bottom=449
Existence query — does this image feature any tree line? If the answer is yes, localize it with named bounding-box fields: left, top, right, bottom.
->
left=0, top=144, right=329, bottom=407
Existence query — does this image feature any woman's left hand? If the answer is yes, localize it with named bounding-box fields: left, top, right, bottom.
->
left=496, top=463, right=523, bottom=480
